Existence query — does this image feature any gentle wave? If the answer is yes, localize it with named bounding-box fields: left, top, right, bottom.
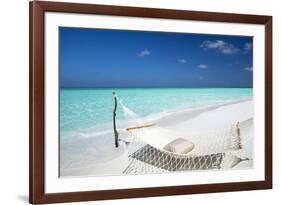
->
left=62, top=98, right=252, bottom=139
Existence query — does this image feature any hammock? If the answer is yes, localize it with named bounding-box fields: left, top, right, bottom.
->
left=121, top=123, right=243, bottom=175
left=116, top=98, right=244, bottom=175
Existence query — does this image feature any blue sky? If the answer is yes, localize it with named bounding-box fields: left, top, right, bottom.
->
left=59, top=27, right=253, bottom=88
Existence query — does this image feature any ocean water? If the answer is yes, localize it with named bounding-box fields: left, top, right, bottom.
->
left=60, top=88, right=252, bottom=138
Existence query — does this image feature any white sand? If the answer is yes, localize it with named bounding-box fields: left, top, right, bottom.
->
left=60, top=100, right=253, bottom=177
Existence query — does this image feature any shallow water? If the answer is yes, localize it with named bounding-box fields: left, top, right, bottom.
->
left=60, top=88, right=252, bottom=138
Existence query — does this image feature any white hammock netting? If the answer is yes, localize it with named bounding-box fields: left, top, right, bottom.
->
left=121, top=124, right=244, bottom=175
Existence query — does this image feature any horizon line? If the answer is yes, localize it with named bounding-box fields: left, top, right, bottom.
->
left=60, top=86, right=253, bottom=89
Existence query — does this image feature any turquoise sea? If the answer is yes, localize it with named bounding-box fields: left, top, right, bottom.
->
left=60, top=88, right=252, bottom=138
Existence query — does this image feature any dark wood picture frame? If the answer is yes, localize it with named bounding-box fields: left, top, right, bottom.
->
left=29, top=1, right=272, bottom=204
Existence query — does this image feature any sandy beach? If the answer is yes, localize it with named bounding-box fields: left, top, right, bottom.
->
left=60, top=99, right=253, bottom=177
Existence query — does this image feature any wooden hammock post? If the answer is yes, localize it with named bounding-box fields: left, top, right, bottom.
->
left=236, top=121, right=242, bottom=149
left=112, top=92, right=119, bottom=148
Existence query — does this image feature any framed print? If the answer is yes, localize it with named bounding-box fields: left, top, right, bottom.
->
left=29, top=1, right=272, bottom=204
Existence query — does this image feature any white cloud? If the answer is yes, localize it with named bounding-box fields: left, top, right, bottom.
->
left=200, top=40, right=239, bottom=55
left=201, top=40, right=225, bottom=49
left=244, top=42, right=252, bottom=53
left=177, top=59, right=187, bottom=63
left=138, top=49, right=150, bottom=57
left=244, top=67, right=253, bottom=71
left=198, top=64, right=208, bottom=69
